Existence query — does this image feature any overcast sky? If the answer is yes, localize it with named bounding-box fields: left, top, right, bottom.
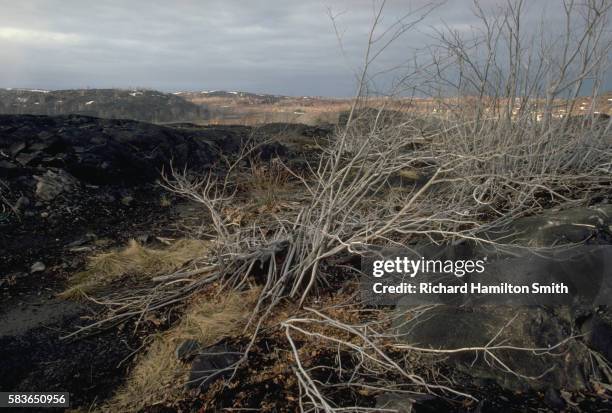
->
left=0, top=1, right=609, bottom=96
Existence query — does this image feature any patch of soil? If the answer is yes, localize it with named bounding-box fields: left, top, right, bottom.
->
left=0, top=184, right=184, bottom=410
left=0, top=311, right=140, bottom=409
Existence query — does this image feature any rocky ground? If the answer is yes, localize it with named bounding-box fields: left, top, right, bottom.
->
left=0, top=114, right=330, bottom=410
left=1, top=113, right=611, bottom=412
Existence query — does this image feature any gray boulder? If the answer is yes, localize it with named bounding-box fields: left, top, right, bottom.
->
left=375, top=393, right=438, bottom=413
left=30, top=261, right=46, bottom=273
left=482, top=205, right=612, bottom=247
left=580, top=308, right=612, bottom=362
left=393, top=305, right=592, bottom=392
left=391, top=205, right=612, bottom=392
left=34, top=169, right=78, bottom=201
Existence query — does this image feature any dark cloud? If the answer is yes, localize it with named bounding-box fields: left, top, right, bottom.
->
left=0, top=1, right=608, bottom=96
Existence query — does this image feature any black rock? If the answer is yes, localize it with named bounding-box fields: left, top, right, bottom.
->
left=258, top=141, right=288, bottom=160
left=580, top=309, right=612, bottom=361
left=185, top=343, right=241, bottom=390
left=375, top=393, right=440, bottom=413
left=9, top=142, right=26, bottom=156
left=0, top=114, right=220, bottom=185
left=15, top=151, right=41, bottom=166
left=393, top=305, right=590, bottom=392
left=66, top=233, right=97, bottom=249
left=544, top=387, right=566, bottom=410
left=0, top=160, right=17, bottom=169
left=14, top=196, right=30, bottom=211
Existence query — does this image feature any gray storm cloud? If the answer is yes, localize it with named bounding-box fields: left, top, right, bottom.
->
left=0, top=0, right=607, bottom=96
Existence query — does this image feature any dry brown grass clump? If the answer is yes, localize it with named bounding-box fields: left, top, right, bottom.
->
left=247, top=158, right=292, bottom=207
left=60, top=238, right=210, bottom=298
left=105, top=288, right=260, bottom=412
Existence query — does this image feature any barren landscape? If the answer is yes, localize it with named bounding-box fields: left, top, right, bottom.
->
left=1, top=1, right=612, bottom=412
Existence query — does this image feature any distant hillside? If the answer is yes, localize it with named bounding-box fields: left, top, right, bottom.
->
left=0, top=89, right=209, bottom=123
left=175, top=90, right=286, bottom=104
left=176, top=90, right=348, bottom=125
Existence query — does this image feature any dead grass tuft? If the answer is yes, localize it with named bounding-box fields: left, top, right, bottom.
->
left=60, top=239, right=210, bottom=298
left=104, top=288, right=260, bottom=412
left=247, top=158, right=291, bottom=207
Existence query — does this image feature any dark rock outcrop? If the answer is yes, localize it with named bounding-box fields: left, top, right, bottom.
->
left=481, top=205, right=612, bottom=246
left=186, top=343, right=241, bottom=390
left=393, top=206, right=612, bottom=396
left=394, top=305, right=592, bottom=392
left=0, top=114, right=219, bottom=185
